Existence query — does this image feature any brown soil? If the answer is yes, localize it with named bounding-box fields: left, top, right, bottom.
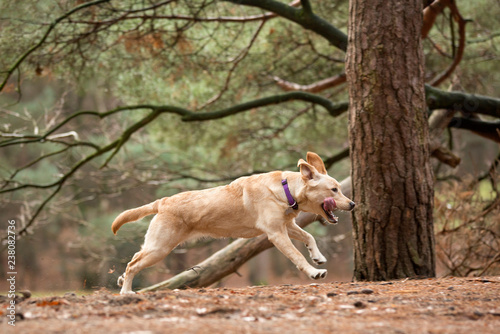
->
left=2, top=276, right=500, bottom=333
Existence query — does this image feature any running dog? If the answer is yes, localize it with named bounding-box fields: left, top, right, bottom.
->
left=112, top=152, right=355, bottom=294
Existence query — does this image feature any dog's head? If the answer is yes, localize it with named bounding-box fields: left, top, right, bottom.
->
left=297, top=152, right=355, bottom=224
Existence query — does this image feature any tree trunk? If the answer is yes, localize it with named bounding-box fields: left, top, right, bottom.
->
left=346, top=0, right=436, bottom=280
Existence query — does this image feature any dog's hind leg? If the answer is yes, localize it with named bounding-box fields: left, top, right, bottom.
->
left=119, top=216, right=188, bottom=294
left=120, top=249, right=163, bottom=294
left=287, top=221, right=327, bottom=265
left=266, top=227, right=327, bottom=280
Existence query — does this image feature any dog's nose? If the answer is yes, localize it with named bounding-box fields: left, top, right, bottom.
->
left=349, top=201, right=356, bottom=210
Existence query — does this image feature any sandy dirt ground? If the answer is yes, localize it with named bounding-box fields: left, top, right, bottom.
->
left=1, top=276, right=500, bottom=333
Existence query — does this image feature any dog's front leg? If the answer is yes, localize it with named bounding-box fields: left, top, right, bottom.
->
left=287, top=222, right=327, bottom=265
left=266, top=230, right=327, bottom=280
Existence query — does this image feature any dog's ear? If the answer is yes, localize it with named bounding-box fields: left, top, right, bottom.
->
left=306, top=152, right=327, bottom=175
left=298, top=159, right=320, bottom=181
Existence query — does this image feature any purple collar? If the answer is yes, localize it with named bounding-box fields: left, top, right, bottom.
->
left=282, top=179, right=298, bottom=210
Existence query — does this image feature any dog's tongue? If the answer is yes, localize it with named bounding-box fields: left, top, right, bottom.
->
left=323, top=197, right=337, bottom=211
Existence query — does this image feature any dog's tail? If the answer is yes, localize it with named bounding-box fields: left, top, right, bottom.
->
left=111, top=200, right=160, bottom=235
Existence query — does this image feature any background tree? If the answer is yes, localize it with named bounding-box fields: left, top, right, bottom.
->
left=0, top=0, right=499, bottom=290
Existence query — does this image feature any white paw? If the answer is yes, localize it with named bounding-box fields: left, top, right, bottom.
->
left=120, top=289, right=136, bottom=295
left=117, top=274, right=124, bottom=287
left=309, top=269, right=327, bottom=280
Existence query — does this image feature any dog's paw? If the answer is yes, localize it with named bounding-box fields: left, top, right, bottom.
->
left=312, top=255, right=327, bottom=265
left=309, top=269, right=327, bottom=280
left=120, top=290, right=137, bottom=295
left=117, top=274, right=124, bottom=287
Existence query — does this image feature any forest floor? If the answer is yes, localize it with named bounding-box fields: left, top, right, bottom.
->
left=2, top=276, right=500, bottom=333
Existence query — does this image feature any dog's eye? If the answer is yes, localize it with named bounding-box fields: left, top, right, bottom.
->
left=332, top=188, right=338, bottom=193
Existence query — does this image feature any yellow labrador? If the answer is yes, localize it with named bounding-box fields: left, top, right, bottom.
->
left=112, top=152, right=355, bottom=294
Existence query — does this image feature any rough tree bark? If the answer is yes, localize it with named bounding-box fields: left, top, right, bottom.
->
left=346, top=0, right=436, bottom=280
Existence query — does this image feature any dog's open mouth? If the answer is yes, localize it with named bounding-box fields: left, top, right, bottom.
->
left=322, top=197, right=338, bottom=224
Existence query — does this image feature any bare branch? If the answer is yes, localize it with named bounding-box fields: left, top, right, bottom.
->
left=438, top=195, right=500, bottom=235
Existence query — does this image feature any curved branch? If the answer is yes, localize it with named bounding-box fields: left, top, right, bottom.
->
left=226, top=0, right=348, bottom=51
left=1, top=109, right=162, bottom=194
left=15, top=183, right=63, bottom=238
left=180, top=92, right=348, bottom=120
left=174, top=149, right=351, bottom=184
